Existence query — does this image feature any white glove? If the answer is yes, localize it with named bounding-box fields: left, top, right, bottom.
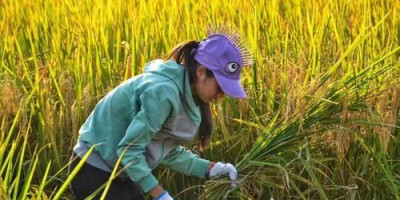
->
left=209, top=162, right=238, bottom=183
left=154, top=191, right=173, bottom=200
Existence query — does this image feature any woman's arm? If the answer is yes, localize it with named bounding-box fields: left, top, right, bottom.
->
left=149, top=184, right=164, bottom=198
left=160, top=146, right=214, bottom=179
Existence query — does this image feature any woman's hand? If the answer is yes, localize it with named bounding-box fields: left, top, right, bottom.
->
left=209, top=162, right=238, bottom=187
left=209, top=162, right=237, bottom=180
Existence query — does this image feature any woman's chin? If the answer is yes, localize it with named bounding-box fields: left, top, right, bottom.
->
left=201, top=98, right=211, bottom=103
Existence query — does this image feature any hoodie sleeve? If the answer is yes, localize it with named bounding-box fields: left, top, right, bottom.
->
left=160, top=146, right=210, bottom=178
left=116, top=84, right=176, bottom=193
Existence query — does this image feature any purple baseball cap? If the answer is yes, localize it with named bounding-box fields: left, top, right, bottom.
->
left=194, top=34, right=252, bottom=98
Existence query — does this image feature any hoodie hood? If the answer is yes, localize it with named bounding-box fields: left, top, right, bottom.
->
left=143, top=59, right=200, bottom=122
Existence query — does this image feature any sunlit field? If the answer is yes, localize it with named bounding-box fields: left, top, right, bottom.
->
left=1, top=0, right=400, bottom=199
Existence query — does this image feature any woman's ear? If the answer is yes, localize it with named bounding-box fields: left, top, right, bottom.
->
left=196, top=66, right=207, bottom=79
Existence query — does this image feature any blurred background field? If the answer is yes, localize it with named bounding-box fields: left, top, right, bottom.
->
left=1, top=0, right=400, bottom=199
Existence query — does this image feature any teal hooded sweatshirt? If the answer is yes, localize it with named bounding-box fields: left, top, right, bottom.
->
left=75, top=59, right=210, bottom=192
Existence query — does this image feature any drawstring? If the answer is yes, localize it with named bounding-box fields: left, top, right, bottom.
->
left=181, top=68, right=187, bottom=103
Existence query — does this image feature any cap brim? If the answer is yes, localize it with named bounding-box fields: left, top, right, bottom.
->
left=214, top=73, right=247, bottom=99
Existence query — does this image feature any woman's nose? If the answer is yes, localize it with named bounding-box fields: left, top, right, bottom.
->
left=217, top=88, right=225, bottom=99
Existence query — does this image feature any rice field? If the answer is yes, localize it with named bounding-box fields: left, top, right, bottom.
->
left=1, top=0, right=400, bottom=199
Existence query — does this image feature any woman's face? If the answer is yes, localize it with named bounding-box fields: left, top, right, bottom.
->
left=192, top=66, right=225, bottom=103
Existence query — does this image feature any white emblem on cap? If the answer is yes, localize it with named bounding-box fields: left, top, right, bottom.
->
left=226, top=62, right=239, bottom=74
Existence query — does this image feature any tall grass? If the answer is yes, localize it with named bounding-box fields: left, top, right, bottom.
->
left=0, top=0, right=399, bottom=199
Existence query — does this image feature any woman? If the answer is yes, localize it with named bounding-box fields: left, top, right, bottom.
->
left=69, top=29, right=253, bottom=200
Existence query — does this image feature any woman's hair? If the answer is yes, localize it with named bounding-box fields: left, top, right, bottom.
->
left=168, top=40, right=213, bottom=151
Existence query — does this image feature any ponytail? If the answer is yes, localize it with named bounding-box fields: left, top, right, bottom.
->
left=168, top=41, right=213, bottom=151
